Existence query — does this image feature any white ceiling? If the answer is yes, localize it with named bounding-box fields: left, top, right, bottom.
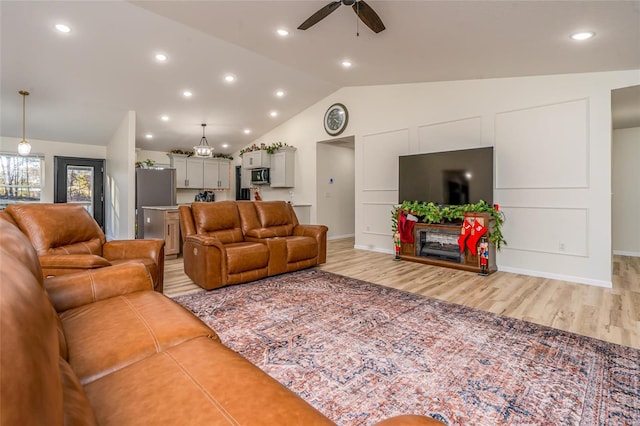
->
left=1, top=1, right=639, bottom=155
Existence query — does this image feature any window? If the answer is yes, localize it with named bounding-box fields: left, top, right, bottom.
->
left=0, top=153, right=44, bottom=209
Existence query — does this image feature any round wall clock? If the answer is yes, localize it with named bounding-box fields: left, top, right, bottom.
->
left=324, top=103, right=348, bottom=136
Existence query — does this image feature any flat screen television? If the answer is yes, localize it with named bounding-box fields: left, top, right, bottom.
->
left=398, top=147, right=493, bottom=205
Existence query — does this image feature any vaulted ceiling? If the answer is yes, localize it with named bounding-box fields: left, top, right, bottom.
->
left=1, top=1, right=638, bottom=155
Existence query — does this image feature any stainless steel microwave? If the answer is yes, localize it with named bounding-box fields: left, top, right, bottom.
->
left=251, top=168, right=270, bottom=185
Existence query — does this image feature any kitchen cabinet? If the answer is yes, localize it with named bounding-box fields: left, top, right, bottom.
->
left=168, top=154, right=229, bottom=189
left=269, top=148, right=296, bottom=188
left=143, top=207, right=181, bottom=259
left=203, top=159, right=230, bottom=189
left=242, top=150, right=270, bottom=169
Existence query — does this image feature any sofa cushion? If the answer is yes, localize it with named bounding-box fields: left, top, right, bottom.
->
left=0, top=221, right=64, bottom=425
left=192, top=201, right=245, bottom=243
left=254, top=201, right=295, bottom=236
left=84, top=337, right=334, bottom=426
left=225, top=242, right=270, bottom=274
left=59, top=291, right=218, bottom=384
left=6, top=204, right=106, bottom=255
left=59, top=358, right=98, bottom=425
left=286, top=236, right=319, bottom=263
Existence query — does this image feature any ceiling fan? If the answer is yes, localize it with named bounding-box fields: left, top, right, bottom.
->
left=298, top=0, right=386, bottom=34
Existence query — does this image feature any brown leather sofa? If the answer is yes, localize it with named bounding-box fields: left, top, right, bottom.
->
left=180, top=200, right=328, bottom=290
left=0, top=218, right=443, bottom=426
left=3, top=203, right=165, bottom=292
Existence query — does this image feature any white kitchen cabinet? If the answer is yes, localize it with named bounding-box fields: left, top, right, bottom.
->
left=203, top=159, right=230, bottom=189
left=168, top=154, right=229, bottom=189
left=242, top=150, right=270, bottom=169
left=168, top=154, right=202, bottom=188
left=269, top=148, right=296, bottom=188
left=241, top=166, right=252, bottom=189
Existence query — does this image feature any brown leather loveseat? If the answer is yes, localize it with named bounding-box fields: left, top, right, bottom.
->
left=180, top=200, right=328, bottom=290
left=3, top=203, right=165, bottom=292
left=0, top=218, right=443, bottom=426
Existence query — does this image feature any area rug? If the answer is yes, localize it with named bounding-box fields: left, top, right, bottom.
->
left=173, top=269, right=639, bottom=425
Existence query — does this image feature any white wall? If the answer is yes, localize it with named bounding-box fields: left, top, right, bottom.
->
left=105, top=111, right=136, bottom=240
left=244, top=70, right=640, bottom=287
left=612, top=127, right=640, bottom=256
left=317, top=141, right=355, bottom=239
left=0, top=136, right=106, bottom=203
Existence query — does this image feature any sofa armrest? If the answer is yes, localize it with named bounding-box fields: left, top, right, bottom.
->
left=39, top=254, right=112, bottom=271
left=294, top=224, right=329, bottom=264
left=293, top=224, right=328, bottom=238
left=103, top=239, right=164, bottom=262
left=45, top=263, right=154, bottom=312
left=183, top=235, right=228, bottom=290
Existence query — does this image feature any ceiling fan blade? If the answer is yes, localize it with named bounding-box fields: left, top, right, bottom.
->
left=353, top=0, right=386, bottom=33
left=298, top=1, right=342, bottom=30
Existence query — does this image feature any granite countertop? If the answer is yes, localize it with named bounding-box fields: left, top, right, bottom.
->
left=141, top=206, right=181, bottom=211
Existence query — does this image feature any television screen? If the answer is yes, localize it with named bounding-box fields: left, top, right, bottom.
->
left=398, top=147, right=493, bottom=205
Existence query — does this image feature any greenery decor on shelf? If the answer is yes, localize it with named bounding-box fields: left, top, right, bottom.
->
left=168, top=149, right=194, bottom=157
left=392, top=200, right=507, bottom=250
left=167, top=150, right=232, bottom=160
left=135, top=159, right=156, bottom=168
left=239, top=142, right=293, bottom=156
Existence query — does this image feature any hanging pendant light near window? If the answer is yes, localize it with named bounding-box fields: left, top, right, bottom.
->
left=193, top=123, right=213, bottom=157
left=17, top=90, right=32, bottom=156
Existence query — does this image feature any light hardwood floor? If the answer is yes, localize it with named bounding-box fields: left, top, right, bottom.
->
left=164, top=238, right=640, bottom=349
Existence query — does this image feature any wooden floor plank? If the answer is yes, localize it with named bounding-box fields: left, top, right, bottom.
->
left=164, top=238, right=640, bottom=349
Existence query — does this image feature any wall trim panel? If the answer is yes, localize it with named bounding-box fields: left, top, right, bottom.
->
left=500, top=205, right=589, bottom=257
left=495, top=98, right=589, bottom=189
left=362, top=129, right=409, bottom=191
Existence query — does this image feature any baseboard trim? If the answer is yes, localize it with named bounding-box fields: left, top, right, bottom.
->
left=354, top=244, right=394, bottom=255
left=328, top=233, right=355, bottom=241
left=498, top=266, right=612, bottom=288
left=613, top=250, right=640, bottom=257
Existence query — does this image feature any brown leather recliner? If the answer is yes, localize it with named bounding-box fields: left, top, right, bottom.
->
left=238, top=200, right=328, bottom=276
left=179, top=201, right=270, bottom=290
left=4, top=203, right=165, bottom=292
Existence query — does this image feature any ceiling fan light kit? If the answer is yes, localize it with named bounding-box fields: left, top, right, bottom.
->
left=298, top=0, right=385, bottom=34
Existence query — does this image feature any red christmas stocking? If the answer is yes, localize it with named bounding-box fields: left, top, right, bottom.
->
left=466, top=219, right=487, bottom=256
left=458, top=219, right=473, bottom=252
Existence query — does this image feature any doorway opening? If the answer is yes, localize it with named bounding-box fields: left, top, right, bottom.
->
left=54, top=156, right=105, bottom=230
left=316, top=136, right=355, bottom=240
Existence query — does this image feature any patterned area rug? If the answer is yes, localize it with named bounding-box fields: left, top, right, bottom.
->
left=173, top=269, right=639, bottom=425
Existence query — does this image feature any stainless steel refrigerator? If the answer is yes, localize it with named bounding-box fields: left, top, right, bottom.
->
left=135, top=168, right=176, bottom=238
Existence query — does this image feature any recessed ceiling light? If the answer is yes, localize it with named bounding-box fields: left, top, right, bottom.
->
left=224, top=74, right=236, bottom=83
left=155, top=53, right=167, bottom=62
left=222, top=143, right=229, bottom=148
left=276, top=28, right=289, bottom=37
left=270, top=111, right=278, bottom=117
left=243, top=129, right=251, bottom=134
left=160, top=115, right=169, bottom=121
left=571, top=31, right=595, bottom=41
left=183, top=91, right=193, bottom=98
left=275, top=90, right=285, bottom=98
left=145, top=134, right=153, bottom=139
left=55, top=24, right=71, bottom=33
left=341, top=60, right=352, bottom=68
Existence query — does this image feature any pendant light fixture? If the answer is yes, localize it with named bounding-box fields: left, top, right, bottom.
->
left=17, top=90, right=31, bottom=156
left=193, top=123, right=213, bottom=157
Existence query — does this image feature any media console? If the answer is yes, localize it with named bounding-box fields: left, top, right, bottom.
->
left=399, top=212, right=497, bottom=274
